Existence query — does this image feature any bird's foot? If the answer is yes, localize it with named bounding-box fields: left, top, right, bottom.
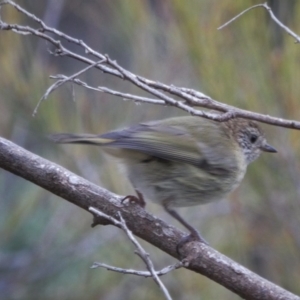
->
left=121, top=191, right=146, bottom=208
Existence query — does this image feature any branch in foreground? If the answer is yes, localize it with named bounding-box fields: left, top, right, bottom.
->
left=1, top=1, right=300, bottom=129
left=0, top=137, right=298, bottom=300
left=90, top=208, right=172, bottom=300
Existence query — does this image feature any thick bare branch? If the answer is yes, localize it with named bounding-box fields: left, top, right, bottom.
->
left=0, top=137, right=298, bottom=300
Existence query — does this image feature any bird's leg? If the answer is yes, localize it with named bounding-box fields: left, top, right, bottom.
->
left=164, top=205, right=208, bottom=251
left=121, top=190, right=146, bottom=208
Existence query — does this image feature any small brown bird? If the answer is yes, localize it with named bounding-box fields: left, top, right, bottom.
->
left=51, top=116, right=276, bottom=245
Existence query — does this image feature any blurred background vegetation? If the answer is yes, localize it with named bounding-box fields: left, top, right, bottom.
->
left=0, top=0, right=300, bottom=299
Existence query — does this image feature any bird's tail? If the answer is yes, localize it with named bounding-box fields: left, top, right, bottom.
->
left=49, top=133, right=113, bottom=146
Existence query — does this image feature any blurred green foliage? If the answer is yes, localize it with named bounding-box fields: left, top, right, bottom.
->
left=1, top=0, right=300, bottom=299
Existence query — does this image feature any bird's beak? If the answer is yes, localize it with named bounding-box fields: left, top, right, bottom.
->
left=260, top=143, right=277, bottom=153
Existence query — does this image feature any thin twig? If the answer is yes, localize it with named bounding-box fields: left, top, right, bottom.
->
left=97, top=86, right=167, bottom=105
left=218, top=2, right=300, bottom=43
left=49, top=76, right=166, bottom=105
left=261, top=2, right=300, bottom=43
left=91, top=261, right=183, bottom=277
left=218, top=4, right=265, bottom=30
left=32, top=59, right=105, bottom=116
left=89, top=207, right=173, bottom=300
left=49, top=76, right=167, bottom=105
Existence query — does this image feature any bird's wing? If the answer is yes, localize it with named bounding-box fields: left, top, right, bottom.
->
left=99, top=122, right=238, bottom=174
left=100, top=123, right=204, bottom=166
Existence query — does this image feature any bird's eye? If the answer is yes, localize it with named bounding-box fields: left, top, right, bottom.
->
left=250, top=134, right=258, bottom=144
